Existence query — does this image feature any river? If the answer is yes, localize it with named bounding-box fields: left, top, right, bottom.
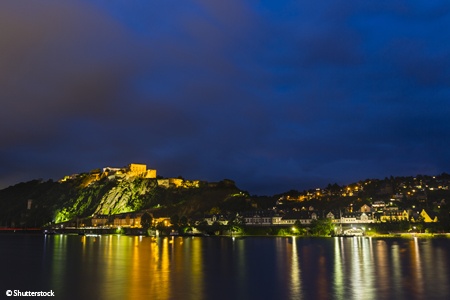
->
left=1, top=234, right=449, bottom=299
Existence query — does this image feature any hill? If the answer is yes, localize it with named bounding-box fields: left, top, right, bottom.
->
left=1, top=169, right=450, bottom=229
left=0, top=172, right=255, bottom=228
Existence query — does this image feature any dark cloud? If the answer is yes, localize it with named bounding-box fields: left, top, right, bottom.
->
left=0, top=1, right=143, bottom=145
left=1, top=0, right=450, bottom=195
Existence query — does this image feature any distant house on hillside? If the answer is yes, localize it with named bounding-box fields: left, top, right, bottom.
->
left=360, top=204, right=372, bottom=213
left=326, top=210, right=345, bottom=223
left=372, top=201, right=386, bottom=211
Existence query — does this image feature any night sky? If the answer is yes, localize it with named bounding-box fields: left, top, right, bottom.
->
left=1, top=1, right=450, bottom=195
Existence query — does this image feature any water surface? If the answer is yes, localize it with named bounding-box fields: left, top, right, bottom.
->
left=1, top=234, right=449, bottom=299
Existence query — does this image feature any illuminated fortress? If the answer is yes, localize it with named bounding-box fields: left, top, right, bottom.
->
left=101, top=163, right=156, bottom=178
left=127, top=163, right=156, bottom=178
left=61, top=163, right=201, bottom=189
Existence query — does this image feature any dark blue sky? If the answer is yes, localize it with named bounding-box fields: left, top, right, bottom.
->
left=1, top=0, right=450, bottom=195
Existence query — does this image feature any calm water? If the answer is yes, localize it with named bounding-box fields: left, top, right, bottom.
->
left=1, top=234, right=449, bottom=300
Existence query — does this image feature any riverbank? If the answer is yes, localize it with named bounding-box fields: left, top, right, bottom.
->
left=2, top=227, right=450, bottom=239
left=364, top=232, right=450, bottom=238
left=226, top=231, right=450, bottom=239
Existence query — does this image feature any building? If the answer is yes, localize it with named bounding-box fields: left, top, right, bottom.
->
left=372, top=201, right=386, bottom=211
left=169, top=178, right=183, bottom=187
left=275, top=211, right=318, bottom=225
left=113, top=213, right=143, bottom=227
left=157, top=179, right=170, bottom=188
left=102, top=167, right=122, bottom=173
left=92, top=215, right=109, bottom=227
left=379, top=210, right=409, bottom=222
left=204, top=214, right=230, bottom=226
left=410, top=209, right=438, bottom=223
left=127, top=163, right=157, bottom=178
left=243, top=211, right=274, bottom=226
left=340, top=212, right=375, bottom=224
left=360, top=204, right=372, bottom=213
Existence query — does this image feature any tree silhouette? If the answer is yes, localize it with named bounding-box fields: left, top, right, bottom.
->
left=140, top=212, right=152, bottom=232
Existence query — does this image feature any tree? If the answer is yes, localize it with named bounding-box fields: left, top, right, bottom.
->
left=179, top=216, right=188, bottom=226
left=140, top=213, right=152, bottom=231
left=209, top=207, right=221, bottom=215
left=310, top=218, right=333, bottom=236
left=170, top=214, right=180, bottom=227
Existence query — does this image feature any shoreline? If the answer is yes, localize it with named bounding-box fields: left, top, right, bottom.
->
left=222, top=232, right=450, bottom=239
left=1, top=228, right=449, bottom=239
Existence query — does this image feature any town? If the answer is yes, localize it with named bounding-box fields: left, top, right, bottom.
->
left=38, top=164, right=449, bottom=237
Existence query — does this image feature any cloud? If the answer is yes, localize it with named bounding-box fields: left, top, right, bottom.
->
left=0, top=1, right=143, bottom=145
left=1, top=0, right=450, bottom=195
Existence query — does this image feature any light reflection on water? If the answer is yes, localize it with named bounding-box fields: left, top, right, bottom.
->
left=289, top=237, right=301, bottom=299
left=1, top=235, right=450, bottom=300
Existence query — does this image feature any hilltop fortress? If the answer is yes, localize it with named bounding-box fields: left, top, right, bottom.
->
left=102, top=163, right=157, bottom=179
left=60, top=163, right=202, bottom=189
